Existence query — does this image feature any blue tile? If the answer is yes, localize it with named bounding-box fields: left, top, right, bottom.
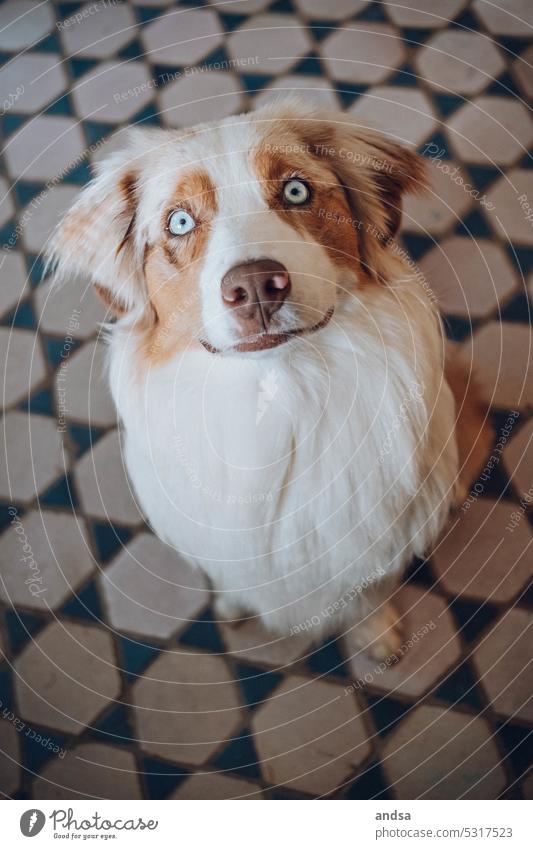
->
left=500, top=293, right=532, bottom=324
left=442, top=314, right=475, bottom=342
left=42, top=334, right=82, bottom=369
left=0, top=666, right=14, bottom=710
left=90, top=704, right=137, bottom=746
left=357, top=1, right=387, bottom=22
left=234, top=664, right=282, bottom=710
left=292, top=53, right=323, bottom=76
left=68, top=423, right=107, bottom=458
left=390, top=63, right=418, bottom=87
left=136, top=6, right=167, bottom=25
left=5, top=609, right=46, bottom=655
left=26, top=256, right=47, bottom=288
left=241, top=73, right=274, bottom=94
left=400, top=233, right=433, bottom=261
left=487, top=72, right=523, bottom=99
left=69, top=57, right=100, bottom=79
left=308, top=21, right=337, bottom=42
left=44, top=93, right=73, bottom=117
left=118, top=635, right=161, bottom=681
left=433, top=92, right=464, bottom=118
left=420, top=131, right=452, bottom=159
left=337, top=83, right=369, bottom=108
left=90, top=520, right=133, bottom=563
left=61, top=581, right=103, bottom=624
left=213, top=729, right=262, bottom=779
left=454, top=208, right=492, bottom=238
left=343, top=760, right=392, bottom=799
left=178, top=608, right=225, bottom=653
left=0, top=503, right=25, bottom=533
left=22, top=726, right=67, bottom=773
left=433, top=661, right=485, bottom=710
left=400, top=28, right=431, bottom=46
left=365, top=692, right=413, bottom=738
left=34, top=32, right=62, bottom=53
left=39, top=474, right=79, bottom=510
left=117, top=39, right=144, bottom=62
left=306, top=637, right=347, bottom=680
left=450, top=9, right=479, bottom=31
left=141, top=756, right=190, bottom=799
left=1, top=299, right=36, bottom=330
left=449, top=598, right=500, bottom=643
left=14, top=182, right=46, bottom=209
left=467, top=164, right=500, bottom=192
left=218, top=13, right=248, bottom=32
left=497, top=721, right=533, bottom=779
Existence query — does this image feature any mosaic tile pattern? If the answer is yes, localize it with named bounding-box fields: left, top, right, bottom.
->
left=0, top=0, right=532, bottom=801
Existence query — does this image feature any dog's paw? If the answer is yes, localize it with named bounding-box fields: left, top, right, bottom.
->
left=350, top=603, right=404, bottom=663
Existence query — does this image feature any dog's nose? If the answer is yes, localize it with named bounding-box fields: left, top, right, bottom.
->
left=221, top=259, right=291, bottom=332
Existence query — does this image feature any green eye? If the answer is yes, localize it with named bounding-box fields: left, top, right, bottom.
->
left=283, top=179, right=310, bottom=205
left=168, top=209, right=196, bottom=235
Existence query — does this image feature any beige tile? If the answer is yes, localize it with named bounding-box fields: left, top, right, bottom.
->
left=474, top=608, right=533, bottom=723
left=432, top=499, right=532, bottom=603
left=171, top=772, right=264, bottom=799
left=459, top=322, right=533, bottom=410
left=473, top=0, right=533, bottom=36
left=416, top=31, right=505, bottom=95
left=0, top=411, right=64, bottom=502
left=0, top=176, right=15, bottom=229
left=20, top=184, right=80, bottom=255
left=15, top=620, right=121, bottom=734
left=349, top=87, right=437, bottom=147
left=0, top=0, right=54, bottom=51
left=72, top=60, right=155, bottom=124
left=219, top=615, right=313, bottom=668
left=254, top=75, right=340, bottom=110
left=100, top=532, right=209, bottom=640
left=447, top=97, right=533, bottom=166
left=0, top=509, right=94, bottom=611
left=419, top=237, right=517, bottom=318
left=0, top=251, right=29, bottom=319
left=0, top=53, right=68, bottom=114
left=75, top=429, right=143, bottom=525
left=295, top=0, right=369, bottom=20
left=228, top=14, right=312, bottom=77
left=33, top=743, right=141, bottom=799
left=402, top=159, right=473, bottom=235
left=385, top=0, right=466, bottom=29
left=0, top=720, right=21, bottom=796
left=4, top=116, right=86, bottom=182
left=0, top=328, right=46, bottom=409
left=141, top=6, right=223, bottom=67
left=342, top=584, right=462, bottom=700
left=252, top=674, right=371, bottom=795
left=503, top=419, right=533, bottom=501
left=512, top=45, right=533, bottom=101
left=485, top=169, right=533, bottom=246
left=60, top=2, right=137, bottom=59
left=321, top=22, right=405, bottom=85
left=160, top=70, right=244, bottom=129
left=55, top=339, right=116, bottom=427
left=382, top=706, right=506, bottom=799
left=133, top=648, right=243, bottom=766
left=35, top=274, right=107, bottom=340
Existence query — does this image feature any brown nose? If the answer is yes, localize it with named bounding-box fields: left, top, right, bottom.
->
left=221, top=259, right=291, bottom=333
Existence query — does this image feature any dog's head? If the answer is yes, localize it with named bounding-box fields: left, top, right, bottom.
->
left=48, top=101, right=426, bottom=360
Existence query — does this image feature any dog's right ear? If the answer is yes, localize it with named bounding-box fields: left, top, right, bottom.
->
left=46, top=131, right=152, bottom=318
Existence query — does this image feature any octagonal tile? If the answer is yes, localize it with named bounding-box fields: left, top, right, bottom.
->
left=15, top=620, right=121, bottom=734
left=60, top=2, right=137, bottom=59
left=415, top=31, right=505, bottom=95
left=432, top=499, right=532, bottom=604
left=55, top=340, right=116, bottom=427
left=20, top=184, right=80, bottom=256
left=171, top=772, right=263, bottom=799
left=384, top=0, right=466, bottom=29
left=294, top=0, right=369, bottom=20
left=503, top=419, right=533, bottom=501
left=71, top=60, right=155, bottom=124
left=342, top=584, right=462, bottom=701
left=382, top=705, right=506, bottom=799
left=459, top=322, right=533, bottom=410
left=402, top=158, right=473, bottom=235
left=447, top=97, right=533, bottom=166
left=485, top=169, right=533, bottom=246
left=512, top=45, right=533, bottom=101
left=0, top=720, right=21, bottom=797
left=473, top=607, right=533, bottom=723
left=35, top=274, right=106, bottom=340
left=0, top=411, right=64, bottom=502
left=320, top=22, right=405, bottom=85
left=0, top=328, right=46, bottom=409
left=0, top=509, right=94, bottom=611
left=32, top=742, right=141, bottom=799
left=141, top=6, right=223, bottom=67
left=228, top=14, right=312, bottom=77
left=349, top=86, right=437, bottom=147
left=0, top=53, right=68, bottom=114
left=254, top=75, right=340, bottom=110
left=0, top=177, right=15, bottom=229
left=133, top=648, right=243, bottom=766
left=419, top=237, right=517, bottom=318
left=252, top=674, right=371, bottom=795
left=219, top=615, right=313, bottom=668
left=159, top=70, right=244, bottom=129
left=0, top=0, right=54, bottom=51
left=0, top=251, right=29, bottom=319
left=99, top=532, right=209, bottom=641
left=4, top=116, right=86, bottom=182
left=473, top=0, right=533, bottom=36
left=74, top=429, right=143, bottom=525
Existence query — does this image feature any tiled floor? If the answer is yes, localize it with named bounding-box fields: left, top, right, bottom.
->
left=0, top=0, right=532, bottom=800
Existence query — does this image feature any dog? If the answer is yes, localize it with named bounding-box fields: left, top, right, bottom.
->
left=47, top=101, right=492, bottom=660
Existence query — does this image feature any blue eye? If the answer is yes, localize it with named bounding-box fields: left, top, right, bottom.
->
left=168, top=209, right=196, bottom=235
left=283, top=179, right=309, bottom=205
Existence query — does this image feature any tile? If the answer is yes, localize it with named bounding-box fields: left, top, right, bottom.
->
left=511, top=45, right=533, bottom=102
left=4, top=116, right=87, bottom=182
left=321, top=22, right=405, bottom=85
left=0, top=177, right=15, bottom=229
left=294, top=0, right=369, bottom=20
left=100, top=532, right=209, bottom=641
left=228, top=14, right=312, bottom=76
left=342, top=584, right=462, bottom=700
left=34, top=275, right=106, bottom=340
left=0, top=251, right=29, bottom=318
left=254, top=75, right=340, bottom=110
left=382, top=705, right=506, bottom=799
left=0, top=720, right=21, bottom=796
left=474, top=608, right=533, bottom=723
left=32, top=742, right=141, bottom=799
left=0, top=0, right=54, bottom=51
left=0, top=509, right=94, bottom=612
left=74, top=429, right=143, bottom=525
left=160, top=70, right=244, bottom=128
left=219, top=616, right=313, bottom=668
left=252, top=674, right=371, bottom=795
left=523, top=771, right=533, bottom=799
left=60, top=2, right=137, bottom=59
left=221, top=0, right=271, bottom=12
left=20, top=184, right=80, bottom=256
left=416, top=31, right=505, bottom=95
left=447, top=97, right=533, bottom=167
left=485, top=169, right=533, bottom=246
left=473, top=0, right=533, bottom=36
left=348, top=86, right=437, bottom=147
left=15, top=620, right=121, bottom=734
left=55, top=339, right=116, bottom=427
left=133, top=648, right=243, bottom=766
left=0, top=411, right=64, bottom=502
left=71, top=60, right=155, bottom=123
left=503, top=418, right=533, bottom=500
left=432, top=499, right=533, bottom=604
left=0, top=328, right=46, bottom=409
left=459, top=322, right=533, bottom=410
left=384, top=0, right=466, bottom=29
left=171, top=771, right=263, bottom=799
left=419, top=236, right=517, bottom=318
left=141, top=7, right=224, bottom=67
left=0, top=53, right=68, bottom=114
left=402, top=159, right=473, bottom=235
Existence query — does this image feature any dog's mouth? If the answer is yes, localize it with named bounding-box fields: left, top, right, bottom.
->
left=200, top=308, right=334, bottom=355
